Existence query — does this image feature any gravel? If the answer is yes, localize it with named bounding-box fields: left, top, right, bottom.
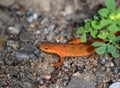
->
left=0, top=0, right=120, bottom=88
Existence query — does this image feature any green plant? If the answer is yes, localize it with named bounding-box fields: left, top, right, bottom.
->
left=76, top=0, right=120, bottom=58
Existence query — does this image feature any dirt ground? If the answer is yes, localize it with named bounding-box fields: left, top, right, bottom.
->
left=0, top=0, right=120, bottom=88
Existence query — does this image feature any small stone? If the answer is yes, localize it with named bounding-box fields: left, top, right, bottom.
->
left=14, top=51, right=30, bottom=62
left=0, top=35, right=6, bottom=51
left=26, top=9, right=34, bottom=23
left=111, top=67, right=119, bottom=74
left=34, top=49, right=42, bottom=58
left=109, top=82, right=120, bottom=88
left=6, top=40, right=19, bottom=49
left=0, top=10, right=11, bottom=23
left=0, top=0, right=15, bottom=7
left=26, top=15, right=34, bottom=23
left=41, top=18, right=49, bottom=26
left=73, top=72, right=81, bottom=77
left=19, top=32, right=34, bottom=42
left=96, top=70, right=106, bottom=77
left=39, top=85, right=47, bottom=88
left=48, top=24, right=55, bottom=32
left=21, top=80, right=33, bottom=88
left=98, top=58, right=106, bottom=65
left=41, top=75, right=51, bottom=80
left=25, top=9, right=38, bottom=23
left=33, top=13, right=38, bottom=20
left=43, top=28, right=49, bottom=34
left=113, top=58, right=120, bottom=67
left=13, top=47, right=35, bottom=62
left=67, top=76, right=94, bottom=88
left=4, top=57, right=14, bottom=65
left=46, top=33, right=54, bottom=41
left=0, top=67, right=5, bottom=74
left=7, top=26, right=21, bottom=35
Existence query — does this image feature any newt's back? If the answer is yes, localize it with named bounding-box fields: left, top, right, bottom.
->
left=40, top=42, right=96, bottom=57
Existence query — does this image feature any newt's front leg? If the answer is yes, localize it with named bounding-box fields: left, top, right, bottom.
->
left=52, top=56, right=64, bottom=67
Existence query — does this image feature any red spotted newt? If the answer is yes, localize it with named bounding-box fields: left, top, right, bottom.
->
left=39, top=32, right=120, bottom=67
left=39, top=38, right=103, bottom=67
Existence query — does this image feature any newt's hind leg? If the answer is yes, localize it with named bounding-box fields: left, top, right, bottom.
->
left=52, top=56, right=64, bottom=67
left=68, top=38, right=81, bottom=44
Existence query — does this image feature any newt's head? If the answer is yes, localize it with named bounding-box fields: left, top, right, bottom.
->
left=39, top=42, right=56, bottom=53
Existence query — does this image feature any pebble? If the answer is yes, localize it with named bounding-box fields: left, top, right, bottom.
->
left=13, top=47, right=36, bottom=62
left=41, top=18, right=49, bottom=26
left=0, top=0, right=15, bottom=7
left=98, top=58, right=106, bottom=65
left=25, top=8, right=38, bottom=23
left=111, top=67, right=119, bottom=74
left=0, top=67, right=5, bottom=74
left=0, top=35, right=6, bottom=51
left=41, top=75, right=51, bottom=80
left=7, top=26, right=21, bottom=35
left=46, top=33, right=54, bottom=41
left=21, top=80, right=33, bottom=88
left=0, top=10, right=11, bottom=23
left=96, top=70, right=106, bottom=77
left=113, top=58, right=120, bottom=67
left=19, top=32, right=34, bottom=42
left=6, top=40, right=19, bottom=49
left=13, top=51, right=31, bottom=62
left=34, top=49, right=42, bottom=58
left=4, top=57, right=14, bottom=65
left=43, top=28, right=49, bottom=35
left=109, top=82, right=120, bottom=88
left=48, top=24, right=55, bottom=32
left=67, top=76, right=94, bottom=88
left=26, top=9, right=34, bottom=23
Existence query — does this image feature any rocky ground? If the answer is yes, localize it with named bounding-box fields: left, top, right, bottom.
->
left=0, top=0, right=120, bottom=88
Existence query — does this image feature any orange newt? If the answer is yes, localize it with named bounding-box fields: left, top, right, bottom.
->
left=39, top=32, right=120, bottom=67
left=39, top=38, right=103, bottom=67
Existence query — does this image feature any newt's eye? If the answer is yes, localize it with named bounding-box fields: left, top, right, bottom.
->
left=45, top=46, right=48, bottom=49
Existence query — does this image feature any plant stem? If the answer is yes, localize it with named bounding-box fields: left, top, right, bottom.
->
left=112, top=41, right=120, bottom=49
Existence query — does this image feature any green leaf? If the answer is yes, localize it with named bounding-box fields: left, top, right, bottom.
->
left=116, top=35, right=120, bottom=41
left=95, top=45, right=107, bottom=54
left=76, top=27, right=85, bottom=34
left=111, top=50, right=119, bottom=58
left=91, top=20, right=101, bottom=29
left=116, top=20, right=120, bottom=26
left=94, top=15, right=100, bottom=20
left=105, top=0, right=116, bottom=11
left=109, top=12, right=116, bottom=20
left=84, top=19, right=91, bottom=23
left=116, top=7, right=120, bottom=19
left=108, top=24, right=118, bottom=33
left=85, top=22, right=91, bottom=29
left=81, top=33, right=86, bottom=42
left=98, top=8, right=110, bottom=17
left=90, top=29, right=98, bottom=38
left=100, top=19, right=112, bottom=27
left=107, top=44, right=116, bottom=53
left=107, top=33, right=116, bottom=40
left=98, top=33, right=107, bottom=39
left=92, top=42, right=105, bottom=47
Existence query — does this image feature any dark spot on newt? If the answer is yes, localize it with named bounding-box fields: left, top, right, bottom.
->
left=71, top=46, right=75, bottom=50
left=79, top=46, right=82, bottom=50
left=45, top=46, right=48, bottom=49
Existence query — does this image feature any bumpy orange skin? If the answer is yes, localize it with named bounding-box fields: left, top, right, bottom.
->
left=40, top=42, right=95, bottom=57
left=39, top=39, right=103, bottom=67
left=39, top=32, right=120, bottom=67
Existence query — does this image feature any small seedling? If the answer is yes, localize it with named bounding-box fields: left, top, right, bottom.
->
left=77, top=0, right=120, bottom=58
